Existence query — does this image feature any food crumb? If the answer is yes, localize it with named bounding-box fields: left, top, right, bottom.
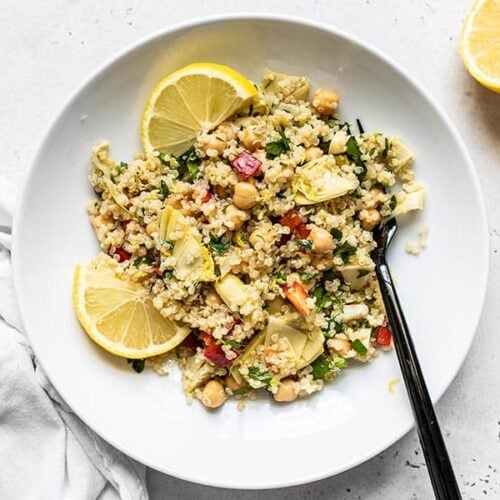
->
left=80, top=114, right=88, bottom=122
left=388, top=377, right=400, bottom=393
left=405, top=224, right=429, bottom=255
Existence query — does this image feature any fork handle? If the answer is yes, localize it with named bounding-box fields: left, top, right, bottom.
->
left=376, top=260, right=462, bottom=500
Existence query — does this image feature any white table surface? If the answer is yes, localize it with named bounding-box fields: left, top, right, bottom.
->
left=2, top=0, right=499, bottom=498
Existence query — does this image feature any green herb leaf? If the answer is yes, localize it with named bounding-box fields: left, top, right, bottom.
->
left=331, top=228, right=343, bottom=241
left=132, top=257, right=153, bottom=268
left=248, top=366, right=272, bottom=384
left=159, top=180, right=169, bottom=199
left=389, top=195, right=397, bottom=211
left=158, top=152, right=169, bottom=166
left=351, top=339, right=368, bottom=356
left=381, top=137, right=390, bottom=160
left=127, top=358, right=145, bottom=373
left=357, top=269, right=370, bottom=278
left=208, top=234, right=230, bottom=255
left=346, top=136, right=367, bottom=181
left=118, top=161, right=128, bottom=174
left=323, top=316, right=344, bottom=338
left=176, top=147, right=201, bottom=181
left=160, top=240, right=174, bottom=251
left=334, top=241, right=357, bottom=263
left=295, top=239, right=313, bottom=250
left=318, top=138, right=331, bottom=154
left=311, top=354, right=335, bottom=380
left=233, top=387, right=252, bottom=396
left=274, top=270, right=287, bottom=285
left=266, top=132, right=290, bottom=159
left=298, top=271, right=319, bottom=281
left=333, top=357, right=349, bottom=369
left=218, top=338, right=242, bottom=350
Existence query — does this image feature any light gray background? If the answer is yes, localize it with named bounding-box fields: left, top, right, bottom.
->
left=2, top=1, right=499, bottom=499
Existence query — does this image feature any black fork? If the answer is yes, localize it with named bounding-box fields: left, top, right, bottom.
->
left=372, top=217, right=461, bottom=500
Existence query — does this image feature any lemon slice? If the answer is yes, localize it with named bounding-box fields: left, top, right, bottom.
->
left=461, top=0, right=500, bottom=93
left=73, top=260, right=189, bottom=358
left=141, top=62, right=257, bottom=156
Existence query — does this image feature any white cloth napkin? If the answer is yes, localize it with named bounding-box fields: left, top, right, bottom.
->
left=0, top=178, right=148, bottom=500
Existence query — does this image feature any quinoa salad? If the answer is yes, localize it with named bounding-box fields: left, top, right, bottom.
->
left=85, top=67, right=425, bottom=409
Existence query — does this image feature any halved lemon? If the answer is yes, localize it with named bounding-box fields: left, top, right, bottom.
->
left=461, top=0, right=500, bottom=93
left=73, top=260, right=189, bottom=358
left=141, top=62, right=257, bottom=156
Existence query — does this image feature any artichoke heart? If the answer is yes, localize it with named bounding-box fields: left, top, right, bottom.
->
left=293, top=157, right=358, bottom=205
left=392, top=183, right=425, bottom=216
left=172, top=234, right=215, bottom=282
left=339, top=263, right=374, bottom=290
left=215, top=274, right=254, bottom=313
left=158, top=205, right=185, bottom=243
left=264, top=315, right=324, bottom=371
left=92, top=142, right=132, bottom=214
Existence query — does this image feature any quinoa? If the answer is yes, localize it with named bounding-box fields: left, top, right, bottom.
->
left=86, top=68, right=424, bottom=408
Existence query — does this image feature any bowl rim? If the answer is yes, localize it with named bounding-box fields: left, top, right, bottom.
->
left=11, top=12, right=490, bottom=489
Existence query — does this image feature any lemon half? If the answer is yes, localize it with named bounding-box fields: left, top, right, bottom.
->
left=73, top=261, right=189, bottom=359
left=461, top=0, right=500, bottom=93
left=141, top=62, right=257, bottom=156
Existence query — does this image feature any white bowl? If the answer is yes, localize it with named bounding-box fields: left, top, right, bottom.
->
left=12, top=14, right=489, bottom=489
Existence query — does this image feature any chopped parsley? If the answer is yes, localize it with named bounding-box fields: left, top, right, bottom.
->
left=389, top=195, right=397, bottom=211
left=298, top=271, right=319, bottom=281
left=161, top=240, right=174, bottom=251
left=232, top=387, right=252, bottom=396
left=176, top=147, right=201, bottom=181
left=248, top=366, right=272, bottom=384
left=266, top=132, right=290, bottom=159
left=274, top=270, right=288, bottom=285
left=158, top=152, right=170, bottom=166
left=132, top=257, right=153, bottom=268
left=118, top=161, right=128, bottom=173
left=331, top=228, right=343, bottom=241
left=381, top=137, right=390, bottom=160
left=127, top=358, right=145, bottom=373
left=312, top=354, right=334, bottom=380
left=295, top=239, right=313, bottom=250
left=311, top=286, right=342, bottom=312
left=208, top=234, right=230, bottom=255
left=357, top=269, right=370, bottom=278
left=218, top=338, right=242, bottom=350
left=159, top=180, right=169, bottom=199
left=346, top=136, right=367, bottom=181
left=334, top=241, right=357, bottom=263
left=351, top=339, right=368, bottom=356
left=318, top=138, right=331, bottom=154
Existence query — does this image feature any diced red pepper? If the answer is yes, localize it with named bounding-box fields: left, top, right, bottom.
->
left=199, top=331, right=215, bottom=346
left=280, top=210, right=303, bottom=230
left=231, top=151, right=262, bottom=179
left=280, top=211, right=310, bottom=238
left=282, top=281, right=310, bottom=316
left=376, top=321, right=393, bottom=346
left=204, top=343, right=232, bottom=367
left=201, top=190, right=213, bottom=203
left=180, top=333, right=201, bottom=351
left=115, top=247, right=131, bottom=262
left=121, top=220, right=131, bottom=231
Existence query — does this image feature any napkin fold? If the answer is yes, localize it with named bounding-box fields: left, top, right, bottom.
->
left=0, top=186, right=148, bottom=500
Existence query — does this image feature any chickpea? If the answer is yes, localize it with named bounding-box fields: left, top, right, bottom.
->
left=225, top=204, right=247, bottom=230
left=145, top=220, right=158, bottom=236
left=206, top=288, right=223, bottom=307
left=359, top=208, right=381, bottom=231
left=233, top=182, right=259, bottom=210
left=304, top=146, right=323, bottom=162
left=200, top=380, right=227, bottom=409
left=309, top=225, right=335, bottom=253
left=274, top=379, right=298, bottom=403
left=225, top=374, right=245, bottom=392
left=312, top=89, right=340, bottom=116
left=202, top=135, right=226, bottom=156
left=241, top=128, right=265, bottom=152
